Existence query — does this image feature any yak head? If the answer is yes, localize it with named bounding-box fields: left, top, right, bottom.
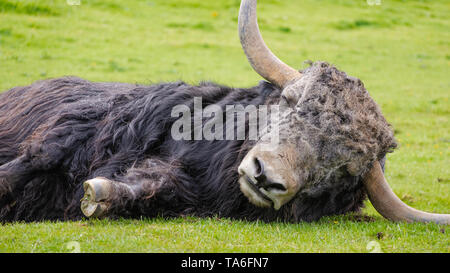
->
left=238, top=62, right=396, bottom=211
left=236, top=0, right=449, bottom=224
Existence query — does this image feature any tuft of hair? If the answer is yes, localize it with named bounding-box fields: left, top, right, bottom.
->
left=298, top=61, right=397, bottom=178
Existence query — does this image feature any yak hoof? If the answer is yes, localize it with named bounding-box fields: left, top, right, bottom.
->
left=81, top=177, right=112, bottom=218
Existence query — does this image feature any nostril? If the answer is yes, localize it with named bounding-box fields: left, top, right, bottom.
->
left=252, top=158, right=287, bottom=192
left=254, top=157, right=264, bottom=178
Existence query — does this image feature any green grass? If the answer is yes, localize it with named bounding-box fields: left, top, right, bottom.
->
left=0, top=216, right=447, bottom=253
left=0, top=0, right=449, bottom=253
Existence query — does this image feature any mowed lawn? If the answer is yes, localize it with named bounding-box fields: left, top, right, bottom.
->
left=0, top=0, right=448, bottom=253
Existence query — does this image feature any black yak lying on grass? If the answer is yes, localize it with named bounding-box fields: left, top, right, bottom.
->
left=0, top=0, right=448, bottom=224
left=0, top=65, right=383, bottom=222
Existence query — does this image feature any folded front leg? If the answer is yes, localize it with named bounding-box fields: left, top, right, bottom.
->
left=80, top=158, right=194, bottom=218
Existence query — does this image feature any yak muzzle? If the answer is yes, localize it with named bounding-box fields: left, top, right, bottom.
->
left=238, top=151, right=299, bottom=210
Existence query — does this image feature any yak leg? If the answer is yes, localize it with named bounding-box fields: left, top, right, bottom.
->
left=0, top=152, right=53, bottom=203
left=0, top=117, right=96, bottom=199
left=80, top=177, right=140, bottom=218
left=0, top=156, right=33, bottom=195
left=81, top=158, right=190, bottom=218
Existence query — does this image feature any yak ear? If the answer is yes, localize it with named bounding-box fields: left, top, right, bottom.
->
left=345, top=151, right=378, bottom=177
left=347, top=155, right=383, bottom=177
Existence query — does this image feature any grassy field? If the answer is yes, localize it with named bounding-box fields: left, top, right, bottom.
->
left=0, top=0, right=449, bottom=253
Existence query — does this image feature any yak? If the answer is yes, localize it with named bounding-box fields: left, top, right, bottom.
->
left=0, top=0, right=448, bottom=224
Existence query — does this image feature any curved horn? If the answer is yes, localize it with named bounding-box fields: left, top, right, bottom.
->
left=238, top=0, right=301, bottom=88
left=363, top=162, right=450, bottom=225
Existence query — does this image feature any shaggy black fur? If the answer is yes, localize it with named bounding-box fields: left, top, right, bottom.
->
left=0, top=62, right=396, bottom=222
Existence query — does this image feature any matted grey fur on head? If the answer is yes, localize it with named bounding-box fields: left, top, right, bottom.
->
left=290, top=62, right=397, bottom=177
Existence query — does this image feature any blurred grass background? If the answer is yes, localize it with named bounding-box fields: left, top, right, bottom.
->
left=0, top=0, right=448, bottom=252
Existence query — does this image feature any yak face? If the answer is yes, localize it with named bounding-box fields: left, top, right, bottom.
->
left=238, top=62, right=397, bottom=210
